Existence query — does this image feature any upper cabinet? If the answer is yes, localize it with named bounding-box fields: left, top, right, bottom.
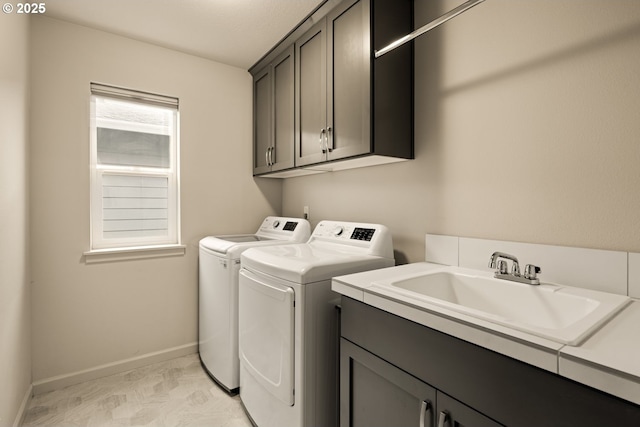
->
left=251, top=0, right=413, bottom=177
left=294, top=18, right=328, bottom=167
left=296, top=0, right=371, bottom=167
left=252, top=46, right=295, bottom=174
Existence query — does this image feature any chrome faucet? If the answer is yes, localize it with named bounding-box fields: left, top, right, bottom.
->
left=489, top=251, right=541, bottom=285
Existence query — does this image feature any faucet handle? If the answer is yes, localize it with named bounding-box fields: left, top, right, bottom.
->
left=497, top=260, right=508, bottom=274
left=488, top=254, right=498, bottom=269
left=524, top=264, right=541, bottom=280
left=511, top=261, right=521, bottom=276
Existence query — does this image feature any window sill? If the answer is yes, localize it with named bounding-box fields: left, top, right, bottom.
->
left=83, top=244, right=186, bottom=264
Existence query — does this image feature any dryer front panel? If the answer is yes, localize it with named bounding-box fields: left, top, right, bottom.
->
left=239, top=269, right=295, bottom=406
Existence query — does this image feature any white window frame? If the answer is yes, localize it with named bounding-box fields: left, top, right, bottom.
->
left=88, top=83, right=181, bottom=253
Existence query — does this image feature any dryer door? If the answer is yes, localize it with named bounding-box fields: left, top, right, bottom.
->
left=239, top=269, right=295, bottom=406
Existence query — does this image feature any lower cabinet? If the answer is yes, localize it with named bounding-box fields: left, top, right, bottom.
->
left=341, top=338, right=502, bottom=427
left=340, top=297, right=640, bottom=427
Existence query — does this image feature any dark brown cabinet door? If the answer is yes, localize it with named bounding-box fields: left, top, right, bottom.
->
left=252, top=46, right=295, bottom=175
left=327, top=0, right=370, bottom=161
left=341, top=339, right=436, bottom=427
left=253, top=66, right=271, bottom=174
left=295, top=20, right=327, bottom=166
left=271, top=46, right=295, bottom=172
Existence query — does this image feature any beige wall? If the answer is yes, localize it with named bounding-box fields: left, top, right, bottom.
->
left=29, top=16, right=281, bottom=382
left=22, top=0, right=640, bottom=394
left=283, top=0, right=640, bottom=264
left=0, top=12, right=31, bottom=425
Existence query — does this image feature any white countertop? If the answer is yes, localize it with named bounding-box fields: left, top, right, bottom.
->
left=332, top=262, right=640, bottom=406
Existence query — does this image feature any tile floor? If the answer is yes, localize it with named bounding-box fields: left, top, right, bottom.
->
left=22, top=354, right=252, bottom=427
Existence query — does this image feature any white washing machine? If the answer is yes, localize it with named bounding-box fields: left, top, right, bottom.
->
left=199, top=216, right=310, bottom=393
left=238, top=220, right=395, bottom=427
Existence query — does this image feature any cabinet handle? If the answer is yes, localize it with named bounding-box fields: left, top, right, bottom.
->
left=265, top=148, right=270, bottom=166
left=419, top=400, right=432, bottom=427
left=437, top=411, right=450, bottom=427
left=269, top=146, right=275, bottom=165
left=319, top=128, right=327, bottom=153
left=327, top=126, right=333, bottom=152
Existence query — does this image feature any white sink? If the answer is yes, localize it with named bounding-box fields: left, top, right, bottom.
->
left=370, top=267, right=630, bottom=345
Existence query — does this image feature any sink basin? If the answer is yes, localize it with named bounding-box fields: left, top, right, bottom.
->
left=370, top=267, right=630, bottom=345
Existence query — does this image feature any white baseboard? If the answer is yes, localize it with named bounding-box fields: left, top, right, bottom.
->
left=12, top=384, right=33, bottom=427
left=32, top=342, right=198, bottom=395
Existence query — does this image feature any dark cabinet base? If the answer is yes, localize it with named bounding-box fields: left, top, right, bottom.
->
left=340, top=297, right=640, bottom=427
left=341, top=338, right=503, bottom=427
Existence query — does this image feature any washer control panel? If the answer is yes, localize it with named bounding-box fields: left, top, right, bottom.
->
left=260, top=217, right=301, bottom=232
left=256, top=216, right=310, bottom=241
left=283, top=221, right=298, bottom=231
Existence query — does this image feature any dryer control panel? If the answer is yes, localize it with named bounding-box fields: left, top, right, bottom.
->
left=310, top=221, right=394, bottom=259
left=350, top=227, right=376, bottom=241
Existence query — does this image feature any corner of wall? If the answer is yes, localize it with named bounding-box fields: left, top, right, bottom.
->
left=0, top=10, right=32, bottom=427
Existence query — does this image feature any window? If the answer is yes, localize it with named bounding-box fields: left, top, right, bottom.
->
left=89, top=83, right=180, bottom=251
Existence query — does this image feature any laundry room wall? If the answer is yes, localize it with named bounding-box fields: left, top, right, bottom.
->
left=29, top=16, right=281, bottom=386
left=0, top=12, right=32, bottom=425
left=282, top=0, right=640, bottom=264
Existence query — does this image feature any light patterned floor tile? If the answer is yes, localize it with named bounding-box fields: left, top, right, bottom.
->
left=22, top=354, right=252, bottom=427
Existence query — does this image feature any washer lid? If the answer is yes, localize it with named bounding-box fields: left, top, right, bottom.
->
left=200, top=234, right=306, bottom=258
left=199, top=217, right=311, bottom=256
left=199, top=234, right=271, bottom=254
left=241, top=243, right=394, bottom=284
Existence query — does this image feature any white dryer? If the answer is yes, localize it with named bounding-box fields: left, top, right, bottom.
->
left=199, top=216, right=310, bottom=393
left=238, top=220, right=395, bottom=427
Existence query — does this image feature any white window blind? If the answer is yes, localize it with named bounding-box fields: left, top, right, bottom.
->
left=89, top=83, right=180, bottom=250
left=102, top=174, right=169, bottom=239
